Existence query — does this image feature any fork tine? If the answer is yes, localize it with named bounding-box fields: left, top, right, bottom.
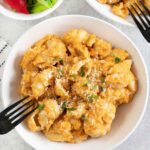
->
left=2, top=96, right=29, bottom=114
left=9, top=103, right=34, bottom=122
left=12, top=106, right=37, bottom=127
left=140, top=1, right=150, bottom=16
left=135, top=3, right=150, bottom=25
left=6, top=100, right=33, bottom=118
left=131, top=5, right=148, bottom=29
left=128, top=7, right=144, bottom=31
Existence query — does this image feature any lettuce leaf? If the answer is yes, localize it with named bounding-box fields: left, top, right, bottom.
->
left=27, top=0, right=57, bottom=13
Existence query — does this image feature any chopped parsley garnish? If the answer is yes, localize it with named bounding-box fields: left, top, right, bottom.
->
left=57, top=68, right=63, bottom=74
left=67, top=107, right=76, bottom=111
left=61, top=102, right=76, bottom=111
left=70, top=74, right=77, bottom=80
left=87, top=94, right=98, bottom=103
left=59, top=59, right=64, bottom=65
left=61, top=102, right=67, bottom=110
left=80, top=68, right=85, bottom=77
left=92, top=85, right=99, bottom=90
left=83, top=83, right=88, bottom=87
left=83, top=80, right=91, bottom=87
left=99, top=86, right=104, bottom=92
left=115, top=57, right=121, bottom=63
left=101, top=77, right=105, bottom=83
left=57, top=68, right=63, bottom=78
left=111, top=53, right=116, bottom=57
left=81, top=115, right=86, bottom=121
left=38, top=104, right=45, bottom=110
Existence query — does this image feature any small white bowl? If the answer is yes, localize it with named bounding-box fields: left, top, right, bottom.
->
left=0, top=0, right=63, bottom=20
left=86, top=0, right=135, bottom=27
left=1, top=15, right=149, bottom=150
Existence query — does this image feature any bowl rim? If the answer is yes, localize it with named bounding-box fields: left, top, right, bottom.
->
left=0, top=0, right=64, bottom=20
left=1, top=15, right=149, bottom=150
left=86, top=0, right=135, bottom=27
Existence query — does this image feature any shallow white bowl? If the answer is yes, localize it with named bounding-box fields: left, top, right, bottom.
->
left=86, top=0, right=135, bottom=27
left=0, top=0, right=63, bottom=20
left=1, top=15, right=149, bottom=150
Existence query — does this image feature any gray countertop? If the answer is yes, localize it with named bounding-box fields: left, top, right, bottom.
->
left=0, top=0, right=150, bottom=150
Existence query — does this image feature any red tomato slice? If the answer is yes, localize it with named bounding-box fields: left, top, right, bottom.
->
left=4, top=0, right=29, bottom=14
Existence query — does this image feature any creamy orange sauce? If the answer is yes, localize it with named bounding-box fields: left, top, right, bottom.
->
left=20, top=29, right=137, bottom=143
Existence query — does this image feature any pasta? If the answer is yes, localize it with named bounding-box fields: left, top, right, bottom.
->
left=20, top=29, right=137, bottom=143
left=98, top=0, right=150, bottom=18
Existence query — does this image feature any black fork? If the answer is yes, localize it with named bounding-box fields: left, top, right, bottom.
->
left=0, top=97, right=37, bottom=134
left=128, top=1, right=150, bottom=43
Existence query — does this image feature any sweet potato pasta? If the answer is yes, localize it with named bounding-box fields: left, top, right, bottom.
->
left=98, top=0, right=150, bottom=18
left=20, top=29, right=137, bottom=143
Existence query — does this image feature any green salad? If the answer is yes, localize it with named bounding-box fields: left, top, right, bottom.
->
left=4, top=0, right=57, bottom=14
left=27, top=0, right=57, bottom=14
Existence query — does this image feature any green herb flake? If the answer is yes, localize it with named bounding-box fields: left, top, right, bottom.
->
left=67, top=107, right=77, bottom=111
left=59, top=59, right=64, bottom=65
left=111, top=53, right=116, bottom=57
left=115, top=57, right=121, bottom=63
left=61, top=102, right=67, bottom=110
left=38, top=104, right=45, bottom=110
left=80, top=68, right=85, bottom=77
left=101, top=77, right=105, bottom=83
left=83, top=83, right=88, bottom=87
left=88, top=94, right=98, bottom=103
left=92, top=85, right=99, bottom=90
left=99, top=86, right=104, bottom=92
left=83, top=80, right=91, bottom=87
left=81, top=115, right=86, bottom=121
left=57, top=68, right=63, bottom=78
left=70, top=74, right=77, bottom=80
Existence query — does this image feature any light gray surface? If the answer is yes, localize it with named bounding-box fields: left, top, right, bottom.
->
left=0, top=0, right=150, bottom=150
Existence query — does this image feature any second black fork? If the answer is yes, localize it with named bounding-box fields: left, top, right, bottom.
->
left=128, top=1, right=150, bottom=42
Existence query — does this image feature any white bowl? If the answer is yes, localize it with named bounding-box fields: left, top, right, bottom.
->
left=0, top=0, right=63, bottom=20
left=86, top=0, right=135, bottom=27
left=1, top=15, right=149, bottom=150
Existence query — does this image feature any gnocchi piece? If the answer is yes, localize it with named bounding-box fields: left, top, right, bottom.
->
left=108, top=60, right=132, bottom=74
left=26, top=109, right=41, bottom=132
left=47, top=38, right=67, bottom=57
left=70, top=119, right=82, bottom=130
left=44, top=120, right=73, bottom=142
left=63, top=29, right=89, bottom=45
left=90, top=38, right=112, bottom=58
left=27, top=99, right=62, bottom=132
left=127, top=71, right=137, bottom=93
left=20, top=71, right=37, bottom=96
left=66, top=102, right=86, bottom=119
left=84, top=98, right=116, bottom=137
left=31, top=69, right=53, bottom=98
left=86, top=34, right=97, bottom=47
left=101, top=88, right=133, bottom=105
left=70, top=43, right=90, bottom=59
left=71, top=129, right=88, bottom=143
left=112, top=2, right=129, bottom=18
left=105, top=71, right=136, bottom=88
left=33, top=37, right=66, bottom=68
left=69, top=59, right=89, bottom=75
left=111, top=48, right=129, bottom=60
left=38, top=99, right=62, bottom=131
left=99, top=0, right=121, bottom=4
left=55, top=78, right=69, bottom=97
